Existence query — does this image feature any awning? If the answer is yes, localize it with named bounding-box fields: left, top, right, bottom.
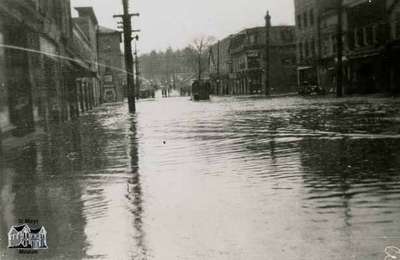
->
left=297, top=66, right=313, bottom=71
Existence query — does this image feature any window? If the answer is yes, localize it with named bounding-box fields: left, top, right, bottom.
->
left=396, top=12, right=400, bottom=39
left=396, top=21, right=400, bottom=39
left=310, top=9, right=315, bottom=26
left=366, top=26, right=373, bottom=45
left=104, top=75, right=113, bottom=83
left=348, top=30, right=355, bottom=50
left=332, top=35, right=337, bottom=54
left=311, top=39, right=316, bottom=56
left=299, top=42, right=303, bottom=60
left=297, top=14, right=302, bottom=29
left=0, top=33, right=4, bottom=57
left=249, top=34, right=256, bottom=44
left=357, top=28, right=365, bottom=47
left=303, top=12, right=308, bottom=28
left=305, top=40, right=309, bottom=57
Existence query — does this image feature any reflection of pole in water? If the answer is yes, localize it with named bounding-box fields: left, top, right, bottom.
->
left=269, top=117, right=278, bottom=166
left=127, top=118, right=147, bottom=258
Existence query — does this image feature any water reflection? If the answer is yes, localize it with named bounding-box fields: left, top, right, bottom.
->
left=0, top=124, right=87, bottom=259
left=1, top=96, right=400, bottom=259
left=127, top=117, right=147, bottom=259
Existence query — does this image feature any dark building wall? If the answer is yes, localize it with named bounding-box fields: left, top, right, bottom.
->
left=295, top=0, right=400, bottom=95
left=209, top=36, right=233, bottom=95
left=0, top=20, right=9, bottom=132
left=0, top=0, right=102, bottom=139
left=228, top=26, right=297, bottom=95
left=97, top=28, right=125, bottom=102
left=345, top=0, right=390, bottom=94
left=73, top=8, right=101, bottom=107
left=0, top=1, right=44, bottom=136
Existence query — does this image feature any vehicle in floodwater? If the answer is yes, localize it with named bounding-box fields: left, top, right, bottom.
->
left=191, top=80, right=211, bottom=101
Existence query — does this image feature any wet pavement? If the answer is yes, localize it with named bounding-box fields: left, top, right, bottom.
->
left=1, top=95, right=400, bottom=260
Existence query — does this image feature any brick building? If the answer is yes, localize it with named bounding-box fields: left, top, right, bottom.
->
left=345, top=0, right=400, bottom=94
left=0, top=1, right=101, bottom=140
left=97, top=26, right=126, bottom=103
left=209, top=23, right=297, bottom=95
left=208, top=36, right=233, bottom=95
left=294, top=0, right=400, bottom=94
left=73, top=7, right=101, bottom=108
left=294, top=0, right=339, bottom=93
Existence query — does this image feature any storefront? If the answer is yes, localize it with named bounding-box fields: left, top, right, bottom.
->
left=1, top=22, right=35, bottom=137
left=0, top=20, right=11, bottom=135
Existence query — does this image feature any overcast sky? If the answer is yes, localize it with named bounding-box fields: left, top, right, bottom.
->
left=71, top=0, right=295, bottom=54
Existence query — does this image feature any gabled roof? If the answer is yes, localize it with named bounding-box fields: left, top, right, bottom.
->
left=9, top=224, right=46, bottom=233
left=14, top=224, right=28, bottom=232
left=98, top=26, right=120, bottom=34
left=30, top=227, right=43, bottom=234
left=75, top=7, right=98, bottom=25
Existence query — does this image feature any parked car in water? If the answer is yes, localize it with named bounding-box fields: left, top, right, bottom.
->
left=299, top=81, right=326, bottom=96
left=191, top=80, right=211, bottom=101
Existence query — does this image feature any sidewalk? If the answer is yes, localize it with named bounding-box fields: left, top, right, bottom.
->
left=0, top=127, right=45, bottom=151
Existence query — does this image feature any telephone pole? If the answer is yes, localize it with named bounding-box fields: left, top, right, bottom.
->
left=264, top=11, right=271, bottom=96
left=134, top=35, right=140, bottom=100
left=113, top=0, right=139, bottom=113
left=336, top=0, right=344, bottom=97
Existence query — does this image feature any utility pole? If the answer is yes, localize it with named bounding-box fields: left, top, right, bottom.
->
left=134, top=35, right=140, bottom=100
left=336, top=0, right=344, bottom=97
left=217, top=40, right=220, bottom=95
left=113, top=0, right=139, bottom=113
left=264, top=11, right=271, bottom=96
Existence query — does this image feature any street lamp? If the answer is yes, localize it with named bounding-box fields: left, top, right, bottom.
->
left=265, top=11, right=271, bottom=96
left=336, top=0, right=344, bottom=97
left=133, top=34, right=140, bottom=99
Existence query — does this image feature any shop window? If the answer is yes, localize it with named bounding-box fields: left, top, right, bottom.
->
left=348, top=30, right=355, bottom=50
left=376, top=23, right=387, bottom=44
left=356, top=28, right=365, bottom=47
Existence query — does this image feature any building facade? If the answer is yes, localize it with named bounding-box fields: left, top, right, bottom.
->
left=209, top=36, right=233, bottom=95
left=97, top=26, right=125, bottom=103
left=73, top=7, right=101, bottom=109
left=295, top=0, right=339, bottom=93
left=209, top=25, right=297, bottom=96
left=0, top=1, right=101, bottom=141
left=294, top=0, right=400, bottom=95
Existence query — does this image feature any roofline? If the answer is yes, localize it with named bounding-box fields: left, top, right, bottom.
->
left=74, top=6, right=98, bottom=25
left=98, top=26, right=121, bottom=35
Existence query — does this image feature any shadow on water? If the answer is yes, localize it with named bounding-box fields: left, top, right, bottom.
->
left=2, top=96, right=400, bottom=259
left=0, top=104, right=141, bottom=259
left=0, top=121, right=89, bottom=259
left=127, top=116, right=148, bottom=259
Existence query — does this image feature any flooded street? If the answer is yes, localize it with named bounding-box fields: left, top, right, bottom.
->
left=1, top=96, right=400, bottom=260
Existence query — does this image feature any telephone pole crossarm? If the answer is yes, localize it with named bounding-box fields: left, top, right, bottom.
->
left=113, top=0, right=140, bottom=113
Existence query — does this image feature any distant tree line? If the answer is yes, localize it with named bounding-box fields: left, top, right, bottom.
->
left=139, top=36, right=215, bottom=89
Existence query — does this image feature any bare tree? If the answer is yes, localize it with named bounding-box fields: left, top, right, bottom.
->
left=189, top=36, right=215, bottom=81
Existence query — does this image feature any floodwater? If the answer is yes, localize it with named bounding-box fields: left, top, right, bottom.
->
left=1, top=96, right=400, bottom=260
